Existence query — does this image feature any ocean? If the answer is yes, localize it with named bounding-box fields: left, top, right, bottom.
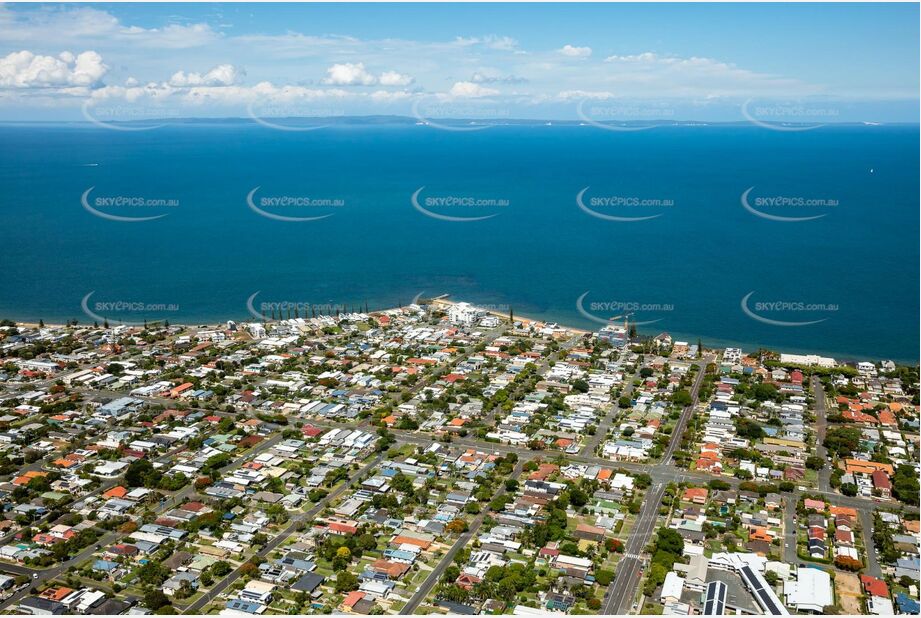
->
left=0, top=121, right=917, bottom=363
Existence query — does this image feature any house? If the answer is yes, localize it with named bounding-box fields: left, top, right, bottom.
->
left=803, top=498, right=825, bottom=511
left=573, top=523, right=606, bottom=543
left=660, top=572, right=684, bottom=604
left=163, top=572, right=199, bottom=597
left=358, top=580, right=393, bottom=599
left=785, top=568, right=833, bottom=613
left=18, top=597, right=67, bottom=615
left=340, top=591, right=366, bottom=613
left=896, top=593, right=920, bottom=615
left=683, top=488, right=708, bottom=505
left=861, top=575, right=893, bottom=615
left=291, top=573, right=325, bottom=597
left=871, top=470, right=892, bottom=497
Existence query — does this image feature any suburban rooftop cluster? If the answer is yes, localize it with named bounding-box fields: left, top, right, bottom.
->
left=0, top=300, right=916, bottom=615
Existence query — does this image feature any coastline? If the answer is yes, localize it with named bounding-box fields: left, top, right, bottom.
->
left=429, top=297, right=593, bottom=337
left=7, top=297, right=915, bottom=366
left=10, top=296, right=594, bottom=338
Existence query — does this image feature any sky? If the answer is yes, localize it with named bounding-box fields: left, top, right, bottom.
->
left=0, top=2, right=918, bottom=122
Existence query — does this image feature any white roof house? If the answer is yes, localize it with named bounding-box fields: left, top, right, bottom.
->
left=785, top=568, right=832, bottom=613
left=661, top=572, right=685, bottom=602
left=93, top=461, right=128, bottom=477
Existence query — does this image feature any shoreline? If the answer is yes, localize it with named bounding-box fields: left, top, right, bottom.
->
left=5, top=298, right=915, bottom=366
left=429, top=297, right=593, bottom=337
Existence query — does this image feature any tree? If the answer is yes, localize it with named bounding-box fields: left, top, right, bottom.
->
left=144, top=590, right=170, bottom=611
left=805, top=455, right=825, bottom=470
left=672, top=390, right=692, bottom=407
left=569, top=487, right=589, bottom=507
left=655, top=529, right=684, bottom=556
left=893, top=465, right=921, bottom=506
left=357, top=533, right=377, bottom=551
left=823, top=427, right=862, bottom=457
left=443, top=565, right=460, bottom=583
left=634, top=474, right=652, bottom=490
left=752, top=382, right=779, bottom=402
left=137, top=561, right=169, bottom=586
left=735, top=418, right=765, bottom=440
left=211, top=561, right=232, bottom=576
left=124, top=458, right=155, bottom=488
left=595, top=569, right=614, bottom=586
left=446, top=519, right=468, bottom=534
left=335, top=570, right=359, bottom=593
left=840, top=483, right=858, bottom=497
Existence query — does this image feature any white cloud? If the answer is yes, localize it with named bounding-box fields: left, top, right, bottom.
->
left=448, top=81, right=499, bottom=98
left=454, top=35, right=519, bottom=51
left=322, top=62, right=414, bottom=87
left=559, top=45, right=592, bottom=58
left=604, top=52, right=659, bottom=63
left=89, top=80, right=353, bottom=106
left=370, top=89, right=413, bottom=102
left=0, top=50, right=107, bottom=88
left=168, top=64, right=242, bottom=87
left=0, top=6, right=220, bottom=49
left=557, top=90, right=615, bottom=101
left=0, top=6, right=837, bottom=114
left=471, top=71, right=527, bottom=84
left=378, top=70, right=413, bottom=87
left=323, top=62, right=377, bottom=86
left=596, top=51, right=812, bottom=97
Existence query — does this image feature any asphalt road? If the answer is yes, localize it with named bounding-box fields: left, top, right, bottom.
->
left=603, top=482, right=665, bottom=614
left=859, top=508, right=883, bottom=578
left=783, top=495, right=798, bottom=563
left=402, top=459, right=526, bottom=614
left=662, top=359, right=709, bottom=465
left=811, top=376, right=832, bottom=492
left=581, top=363, right=641, bottom=457
left=0, top=428, right=290, bottom=612
left=183, top=452, right=386, bottom=613
left=3, top=350, right=910, bottom=615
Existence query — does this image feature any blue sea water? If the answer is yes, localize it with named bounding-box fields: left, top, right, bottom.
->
left=0, top=122, right=917, bottom=363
